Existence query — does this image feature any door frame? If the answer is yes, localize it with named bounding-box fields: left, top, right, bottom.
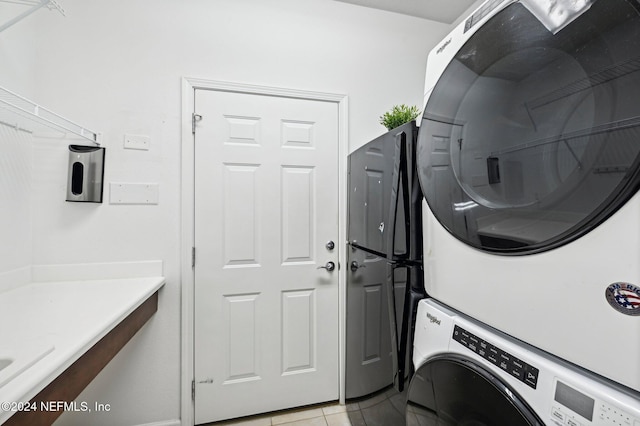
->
left=180, top=77, right=349, bottom=425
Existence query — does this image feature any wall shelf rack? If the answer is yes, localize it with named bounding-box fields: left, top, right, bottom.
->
left=0, top=0, right=64, bottom=32
left=0, top=85, right=100, bottom=145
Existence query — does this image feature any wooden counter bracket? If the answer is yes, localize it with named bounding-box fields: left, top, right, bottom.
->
left=4, top=290, right=159, bottom=426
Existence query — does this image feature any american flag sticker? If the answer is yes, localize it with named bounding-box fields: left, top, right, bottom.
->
left=605, top=282, right=640, bottom=316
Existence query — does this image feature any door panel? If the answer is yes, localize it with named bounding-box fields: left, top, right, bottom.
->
left=281, top=289, right=315, bottom=374
left=362, top=283, right=384, bottom=362
left=223, top=164, right=260, bottom=266
left=281, top=166, right=315, bottom=263
left=222, top=293, right=260, bottom=383
left=193, top=89, right=339, bottom=424
left=421, top=120, right=465, bottom=238
left=345, top=247, right=393, bottom=398
left=348, top=132, right=398, bottom=255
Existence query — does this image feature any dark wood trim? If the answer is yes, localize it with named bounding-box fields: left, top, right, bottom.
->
left=4, top=291, right=159, bottom=426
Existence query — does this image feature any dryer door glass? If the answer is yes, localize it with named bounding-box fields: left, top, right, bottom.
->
left=406, top=357, right=543, bottom=425
left=417, top=0, right=640, bottom=253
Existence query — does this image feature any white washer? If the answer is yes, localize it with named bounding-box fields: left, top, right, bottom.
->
left=407, top=299, right=640, bottom=426
left=417, top=0, right=640, bottom=391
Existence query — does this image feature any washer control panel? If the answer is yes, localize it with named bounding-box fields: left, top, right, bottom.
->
left=550, top=403, right=640, bottom=426
left=452, top=325, right=539, bottom=389
left=421, top=300, right=640, bottom=426
left=550, top=380, right=640, bottom=426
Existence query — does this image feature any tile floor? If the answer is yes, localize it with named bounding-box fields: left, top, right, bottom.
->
left=207, top=387, right=405, bottom=426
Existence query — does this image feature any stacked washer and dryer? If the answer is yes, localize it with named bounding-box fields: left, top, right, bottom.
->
left=407, top=0, right=640, bottom=424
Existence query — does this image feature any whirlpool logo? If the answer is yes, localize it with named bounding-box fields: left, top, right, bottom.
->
left=427, top=313, right=441, bottom=325
left=436, top=38, right=451, bottom=54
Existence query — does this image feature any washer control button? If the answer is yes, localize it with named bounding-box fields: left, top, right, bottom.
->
left=566, top=417, right=581, bottom=426
left=551, top=407, right=565, bottom=424
left=451, top=325, right=539, bottom=388
left=523, top=366, right=539, bottom=388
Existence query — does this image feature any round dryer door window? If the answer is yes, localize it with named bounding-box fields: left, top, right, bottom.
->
left=406, top=356, right=544, bottom=425
left=418, top=0, right=640, bottom=254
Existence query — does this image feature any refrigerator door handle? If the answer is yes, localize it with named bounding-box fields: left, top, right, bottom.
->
left=350, top=260, right=366, bottom=272
left=386, top=130, right=410, bottom=260
left=386, top=132, right=402, bottom=258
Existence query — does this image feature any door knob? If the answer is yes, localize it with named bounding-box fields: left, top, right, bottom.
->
left=350, top=260, right=366, bottom=272
left=317, top=261, right=335, bottom=272
left=326, top=240, right=335, bottom=251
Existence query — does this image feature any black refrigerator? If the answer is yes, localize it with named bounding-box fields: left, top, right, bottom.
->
left=346, top=121, right=425, bottom=399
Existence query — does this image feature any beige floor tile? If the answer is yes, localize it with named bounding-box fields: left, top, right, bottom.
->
left=277, top=416, right=328, bottom=426
left=325, top=412, right=352, bottom=426
left=322, top=404, right=348, bottom=416
left=271, top=408, right=325, bottom=425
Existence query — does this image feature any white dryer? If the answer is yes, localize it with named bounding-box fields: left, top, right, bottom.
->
left=417, top=0, right=640, bottom=392
left=407, top=299, right=640, bottom=426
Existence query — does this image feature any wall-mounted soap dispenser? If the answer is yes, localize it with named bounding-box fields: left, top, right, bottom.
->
left=66, top=145, right=106, bottom=203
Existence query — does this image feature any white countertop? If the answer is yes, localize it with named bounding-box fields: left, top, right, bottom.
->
left=0, top=277, right=165, bottom=423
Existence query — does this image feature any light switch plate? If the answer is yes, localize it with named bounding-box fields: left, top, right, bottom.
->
left=110, top=183, right=159, bottom=204
left=124, top=134, right=150, bottom=150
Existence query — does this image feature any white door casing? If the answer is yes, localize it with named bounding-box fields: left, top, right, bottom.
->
left=191, top=87, right=345, bottom=424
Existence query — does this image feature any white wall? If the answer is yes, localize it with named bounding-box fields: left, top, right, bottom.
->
left=0, top=126, right=31, bottom=278
left=1, top=1, right=449, bottom=424
left=0, top=3, right=36, bottom=96
left=0, top=10, right=36, bottom=286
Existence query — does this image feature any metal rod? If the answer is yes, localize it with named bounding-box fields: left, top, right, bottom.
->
left=490, top=115, right=640, bottom=156
left=562, top=139, right=582, bottom=170
left=0, top=85, right=100, bottom=145
left=0, top=0, right=48, bottom=32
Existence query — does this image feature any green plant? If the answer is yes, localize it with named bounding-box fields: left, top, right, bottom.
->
left=379, top=104, right=420, bottom=130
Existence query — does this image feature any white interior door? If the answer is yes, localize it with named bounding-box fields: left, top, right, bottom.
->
left=193, top=89, right=340, bottom=424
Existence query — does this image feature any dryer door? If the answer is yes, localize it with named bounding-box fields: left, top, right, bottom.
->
left=405, top=355, right=543, bottom=426
left=417, top=0, right=640, bottom=254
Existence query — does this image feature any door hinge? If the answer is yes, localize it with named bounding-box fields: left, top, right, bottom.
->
left=192, top=113, right=202, bottom=134
left=192, top=247, right=196, bottom=268
left=191, top=380, right=195, bottom=401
